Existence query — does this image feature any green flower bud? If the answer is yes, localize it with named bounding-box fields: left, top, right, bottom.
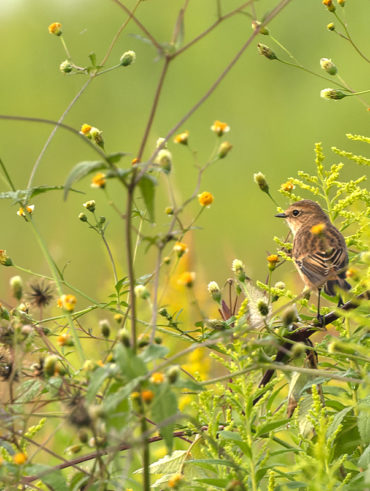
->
left=251, top=21, right=269, bottom=35
left=218, top=141, right=233, bottom=159
left=99, top=319, right=110, bottom=338
left=134, top=284, right=150, bottom=300
left=207, top=281, right=221, bottom=303
left=78, top=212, right=88, bottom=222
left=0, top=250, right=13, bottom=266
left=257, top=43, right=277, bottom=60
left=118, top=328, right=130, bottom=347
left=257, top=300, right=269, bottom=317
left=120, top=50, right=136, bottom=66
left=320, top=88, right=346, bottom=100
left=167, top=366, right=180, bottom=384
left=320, top=58, right=337, bottom=75
left=254, top=172, right=269, bottom=193
left=44, top=355, right=59, bottom=377
left=155, top=149, right=172, bottom=174
left=10, top=276, right=23, bottom=301
left=282, top=306, right=298, bottom=327
left=59, top=60, right=73, bottom=73
left=83, top=200, right=96, bottom=212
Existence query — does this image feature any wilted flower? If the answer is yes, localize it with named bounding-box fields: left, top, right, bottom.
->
left=211, top=120, right=230, bottom=136
left=251, top=20, right=269, bottom=35
left=257, top=299, right=269, bottom=317
left=198, top=191, right=214, bottom=207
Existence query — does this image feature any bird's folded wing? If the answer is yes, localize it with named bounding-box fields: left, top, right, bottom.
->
left=295, top=247, right=347, bottom=285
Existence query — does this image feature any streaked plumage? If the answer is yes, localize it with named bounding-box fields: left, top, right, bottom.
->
left=276, top=200, right=350, bottom=308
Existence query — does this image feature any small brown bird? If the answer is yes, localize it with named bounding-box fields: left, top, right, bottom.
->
left=275, top=199, right=350, bottom=321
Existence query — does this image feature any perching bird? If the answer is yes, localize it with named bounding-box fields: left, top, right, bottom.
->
left=275, top=199, right=351, bottom=321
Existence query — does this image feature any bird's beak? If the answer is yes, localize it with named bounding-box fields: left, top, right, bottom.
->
left=275, top=212, right=288, bottom=218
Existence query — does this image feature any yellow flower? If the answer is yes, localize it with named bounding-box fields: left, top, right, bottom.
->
left=0, top=250, right=12, bottom=266
left=173, top=242, right=188, bottom=258
left=174, top=130, right=189, bottom=145
left=57, top=294, right=77, bottom=312
left=311, top=223, right=326, bottom=235
left=17, top=205, right=35, bottom=217
left=178, top=271, right=196, bottom=287
left=131, top=157, right=140, bottom=165
left=198, top=191, right=214, bottom=207
left=211, top=120, right=230, bottom=136
left=80, top=124, right=92, bottom=135
left=13, top=452, right=27, bottom=465
left=131, top=391, right=141, bottom=400
left=48, top=22, right=62, bottom=36
left=150, top=372, right=165, bottom=384
left=322, top=0, right=335, bottom=11
left=141, top=389, right=155, bottom=403
left=281, top=181, right=294, bottom=192
left=91, top=172, right=106, bottom=189
left=57, top=333, right=73, bottom=347
left=267, top=254, right=279, bottom=271
left=168, top=473, right=183, bottom=488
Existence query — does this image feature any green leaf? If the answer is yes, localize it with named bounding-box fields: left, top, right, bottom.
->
left=134, top=450, right=187, bottom=474
left=188, top=458, right=241, bottom=469
left=139, top=344, right=169, bottom=363
left=255, top=418, right=291, bottom=437
left=173, top=378, right=204, bottom=392
left=26, top=464, right=68, bottom=491
left=64, top=160, right=108, bottom=200
left=114, top=343, right=147, bottom=380
left=115, top=277, right=128, bottom=295
left=359, top=444, right=370, bottom=468
left=219, top=430, right=251, bottom=457
left=86, top=367, right=109, bottom=401
left=106, top=152, right=128, bottom=164
left=88, top=52, right=97, bottom=66
left=0, top=186, right=83, bottom=202
left=138, top=173, right=157, bottom=222
left=151, top=384, right=178, bottom=454
left=358, top=396, right=370, bottom=444
left=327, top=406, right=353, bottom=439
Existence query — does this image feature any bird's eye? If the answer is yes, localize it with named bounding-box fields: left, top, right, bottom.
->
left=292, top=209, right=300, bottom=217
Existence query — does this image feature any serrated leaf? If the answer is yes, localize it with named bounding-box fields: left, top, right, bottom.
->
left=16, top=380, right=42, bottom=403
left=151, top=384, right=178, bottom=454
left=134, top=450, right=187, bottom=474
left=26, top=464, right=68, bottom=491
left=139, top=344, right=169, bottom=363
left=115, top=277, right=128, bottom=295
left=64, top=160, right=108, bottom=200
left=138, top=173, right=157, bottom=222
left=358, top=396, right=370, bottom=444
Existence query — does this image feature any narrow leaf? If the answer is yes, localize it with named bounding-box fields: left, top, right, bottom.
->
left=64, top=160, right=108, bottom=200
left=138, top=173, right=157, bottom=222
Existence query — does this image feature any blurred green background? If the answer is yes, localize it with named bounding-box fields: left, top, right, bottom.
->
left=0, top=0, right=369, bottom=308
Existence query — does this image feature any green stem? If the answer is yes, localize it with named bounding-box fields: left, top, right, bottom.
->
left=334, top=12, right=370, bottom=64
left=28, top=218, right=85, bottom=363
left=60, top=36, right=71, bottom=60
left=0, top=158, right=16, bottom=191
left=278, top=59, right=348, bottom=90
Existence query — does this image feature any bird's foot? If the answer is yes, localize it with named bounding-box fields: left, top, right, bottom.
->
left=315, top=314, right=325, bottom=328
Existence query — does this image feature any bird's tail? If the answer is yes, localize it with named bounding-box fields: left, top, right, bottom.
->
left=324, top=278, right=351, bottom=297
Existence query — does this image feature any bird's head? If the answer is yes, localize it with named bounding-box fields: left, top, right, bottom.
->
left=275, top=200, right=329, bottom=235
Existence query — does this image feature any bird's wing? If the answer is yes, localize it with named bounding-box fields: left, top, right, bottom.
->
left=295, top=247, right=348, bottom=286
